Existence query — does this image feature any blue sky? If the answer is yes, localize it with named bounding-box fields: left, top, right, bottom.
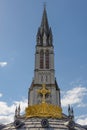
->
left=0, top=0, right=87, bottom=125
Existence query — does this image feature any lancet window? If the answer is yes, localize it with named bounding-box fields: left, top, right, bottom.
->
left=40, top=50, right=44, bottom=69
left=45, top=50, right=49, bottom=69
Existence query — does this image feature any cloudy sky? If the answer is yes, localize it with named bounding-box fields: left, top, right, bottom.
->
left=0, top=0, right=87, bottom=125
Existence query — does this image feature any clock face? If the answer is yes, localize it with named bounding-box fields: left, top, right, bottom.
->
left=14, top=120, right=21, bottom=128
left=68, top=121, right=75, bottom=129
left=14, top=119, right=24, bottom=128
left=41, top=119, right=49, bottom=128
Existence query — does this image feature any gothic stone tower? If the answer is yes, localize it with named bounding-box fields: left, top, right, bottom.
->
left=1, top=6, right=86, bottom=130
left=28, top=6, right=61, bottom=107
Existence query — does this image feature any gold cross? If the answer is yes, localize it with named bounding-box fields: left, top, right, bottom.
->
left=38, top=84, right=50, bottom=103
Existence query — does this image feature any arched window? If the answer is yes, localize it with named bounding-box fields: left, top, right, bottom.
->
left=45, top=50, right=49, bottom=69
left=40, top=50, right=44, bottom=69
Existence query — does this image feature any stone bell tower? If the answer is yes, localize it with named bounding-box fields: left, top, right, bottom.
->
left=28, top=6, right=61, bottom=107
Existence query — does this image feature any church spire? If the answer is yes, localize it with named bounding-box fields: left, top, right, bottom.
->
left=41, top=5, right=49, bottom=34
left=36, top=6, right=53, bottom=46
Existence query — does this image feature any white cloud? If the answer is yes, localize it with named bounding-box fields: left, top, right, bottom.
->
left=77, top=103, right=87, bottom=108
left=61, top=86, right=87, bottom=107
left=0, top=99, right=27, bottom=124
left=0, top=93, right=3, bottom=98
left=0, top=115, right=14, bottom=124
left=62, top=86, right=87, bottom=126
left=77, top=118, right=87, bottom=125
left=0, top=62, right=8, bottom=67
left=76, top=115, right=87, bottom=125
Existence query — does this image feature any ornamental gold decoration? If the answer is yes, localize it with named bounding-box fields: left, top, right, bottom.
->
left=37, top=84, right=50, bottom=103
left=25, top=84, right=62, bottom=118
left=25, top=102, right=62, bottom=118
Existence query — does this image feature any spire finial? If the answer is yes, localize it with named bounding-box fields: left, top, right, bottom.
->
left=44, top=2, right=46, bottom=9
